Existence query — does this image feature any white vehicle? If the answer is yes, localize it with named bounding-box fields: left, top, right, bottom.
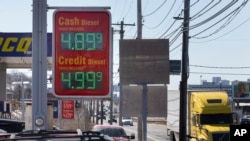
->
left=122, top=117, right=133, bottom=126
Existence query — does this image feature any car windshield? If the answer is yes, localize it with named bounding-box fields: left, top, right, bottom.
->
left=242, top=115, right=250, bottom=119
left=200, top=114, right=233, bottom=124
left=97, top=128, right=126, bottom=137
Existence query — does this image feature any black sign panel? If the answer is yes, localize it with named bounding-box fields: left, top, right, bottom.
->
left=170, top=60, right=181, bottom=75
left=119, top=39, right=169, bottom=84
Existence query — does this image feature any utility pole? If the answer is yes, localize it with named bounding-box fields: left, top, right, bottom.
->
left=113, top=20, right=135, bottom=126
left=179, top=0, right=190, bottom=140
left=137, top=0, right=146, bottom=141
left=112, top=20, right=135, bottom=39
left=137, top=0, right=142, bottom=39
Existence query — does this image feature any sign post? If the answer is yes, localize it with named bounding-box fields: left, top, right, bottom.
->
left=53, top=9, right=111, bottom=98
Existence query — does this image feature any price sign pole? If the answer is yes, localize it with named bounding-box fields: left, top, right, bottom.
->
left=53, top=9, right=111, bottom=98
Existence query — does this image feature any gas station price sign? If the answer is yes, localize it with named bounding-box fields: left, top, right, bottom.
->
left=53, top=10, right=111, bottom=97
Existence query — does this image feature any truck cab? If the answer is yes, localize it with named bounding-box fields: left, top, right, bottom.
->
left=167, top=90, right=237, bottom=141
left=189, top=91, right=237, bottom=141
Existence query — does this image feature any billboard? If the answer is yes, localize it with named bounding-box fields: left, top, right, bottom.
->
left=233, top=82, right=250, bottom=100
left=120, top=39, right=169, bottom=84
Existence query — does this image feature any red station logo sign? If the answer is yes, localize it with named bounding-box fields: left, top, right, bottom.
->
left=53, top=10, right=111, bottom=97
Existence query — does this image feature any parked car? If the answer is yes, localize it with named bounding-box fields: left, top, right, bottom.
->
left=240, top=115, right=250, bottom=124
left=98, top=111, right=107, bottom=120
left=98, top=114, right=107, bottom=120
left=108, top=116, right=117, bottom=123
left=0, top=119, right=25, bottom=133
left=92, top=125, right=135, bottom=141
left=122, top=117, right=133, bottom=126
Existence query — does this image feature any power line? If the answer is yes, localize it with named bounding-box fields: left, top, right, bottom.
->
left=189, top=1, right=238, bottom=30
left=143, top=0, right=167, bottom=17
left=144, top=0, right=176, bottom=29
left=191, top=0, right=222, bottom=21
left=190, top=64, right=250, bottom=69
left=190, top=17, right=250, bottom=43
left=190, top=0, right=248, bottom=39
left=190, top=71, right=250, bottom=76
left=120, top=0, right=134, bottom=20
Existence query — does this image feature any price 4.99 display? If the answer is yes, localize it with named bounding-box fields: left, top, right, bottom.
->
left=61, top=71, right=102, bottom=90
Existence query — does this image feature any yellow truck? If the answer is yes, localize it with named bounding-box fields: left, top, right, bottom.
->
left=167, top=90, right=237, bottom=141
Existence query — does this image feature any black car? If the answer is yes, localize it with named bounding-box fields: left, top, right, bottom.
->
left=240, top=115, right=250, bottom=124
left=0, top=119, right=25, bottom=133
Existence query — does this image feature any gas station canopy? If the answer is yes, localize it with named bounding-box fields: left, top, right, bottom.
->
left=0, top=32, right=52, bottom=68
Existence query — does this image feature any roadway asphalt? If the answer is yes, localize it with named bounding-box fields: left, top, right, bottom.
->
left=98, top=118, right=169, bottom=141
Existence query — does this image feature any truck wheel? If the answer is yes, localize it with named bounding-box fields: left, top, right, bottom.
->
left=170, top=131, right=176, bottom=141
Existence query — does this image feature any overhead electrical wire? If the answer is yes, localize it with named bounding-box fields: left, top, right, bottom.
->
left=112, top=0, right=250, bottom=82
left=190, top=64, right=250, bottom=69
left=157, top=3, right=183, bottom=38
left=189, top=64, right=250, bottom=76
left=118, top=0, right=248, bottom=60
left=159, top=20, right=181, bottom=38
left=120, top=0, right=134, bottom=20
left=111, top=0, right=118, bottom=20
left=169, top=31, right=182, bottom=46
left=191, top=0, right=222, bottom=21
left=146, top=0, right=197, bottom=37
left=142, top=0, right=150, bottom=14
left=190, top=0, right=200, bottom=7
left=118, top=0, right=129, bottom=21
left=144, top=0, right=176, bottom=29
left=143, top=0, right=167, bottom=17
left=170, top=43, right=182, bottom=52
left=168, top=0, right=247, bottom=53
left=190, top=18, right=250, bottom=43
left=190, top=72, right=250, bottom=76
left=189, top=0, right=238, bottom=30
left=191, top=0, right=248, bottom=39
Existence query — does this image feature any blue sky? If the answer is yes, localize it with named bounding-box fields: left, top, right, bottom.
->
left=2, top=0, right=250, bottom=90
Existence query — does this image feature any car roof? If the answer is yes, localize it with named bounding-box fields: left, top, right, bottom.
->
left=93, top=124, right=123, bottom=129
left=242, top=115, right=250, bottom=118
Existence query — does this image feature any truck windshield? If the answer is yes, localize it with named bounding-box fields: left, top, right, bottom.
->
left=200, top=114, right=233, bottom=124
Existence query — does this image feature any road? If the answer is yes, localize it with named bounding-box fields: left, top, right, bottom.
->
left=99, top=117, right=169, bottom=140
left=123, top=123, right=169, bottom=141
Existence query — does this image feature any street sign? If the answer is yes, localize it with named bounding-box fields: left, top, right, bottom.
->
left=53, top=9, right=111, bottom=97
left=170, top=60, right=181, bottom=75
